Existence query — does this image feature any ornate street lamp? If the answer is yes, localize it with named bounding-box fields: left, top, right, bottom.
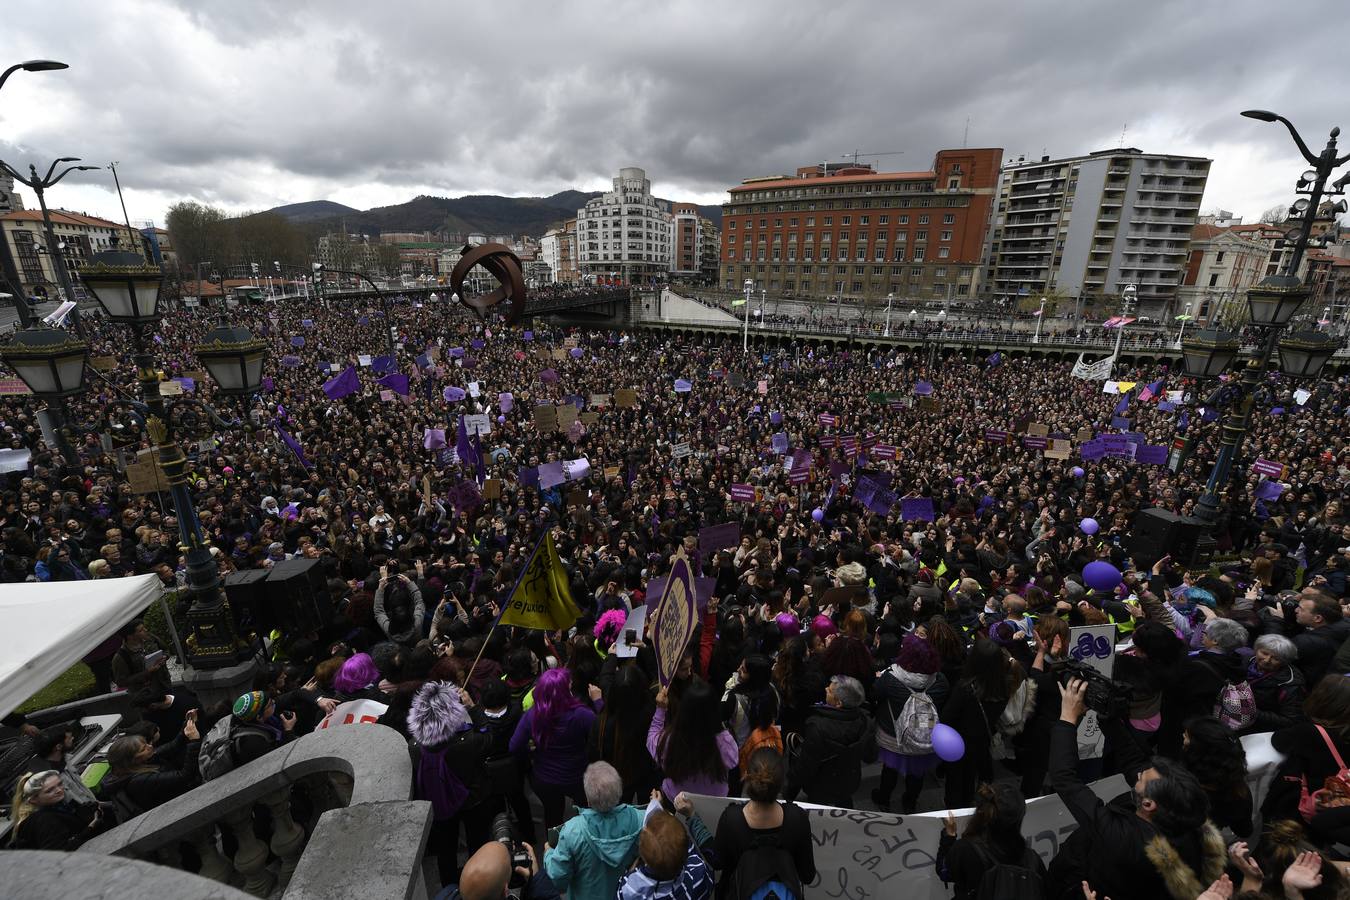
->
left=195, top=324, right=267, bottom=395
left=0, top=326, right=88, bottom=397
left=1245, top=275, right=1307, bottom=328
left=78, top=248, right=163, bottom=324
left=1180, top=328, right=1241, bottom=380
left=1278, top=329, right=1339, bottom=379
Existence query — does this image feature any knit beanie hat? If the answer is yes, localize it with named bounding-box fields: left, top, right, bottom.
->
left=233, top=690, right=269, bottom=722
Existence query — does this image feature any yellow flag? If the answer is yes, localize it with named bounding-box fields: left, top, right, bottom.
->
left=1115, top=381, right=1137, bottom=394
left=499, top=532, right=581, bottom=631
left=935, top=560, right=948, bottom=579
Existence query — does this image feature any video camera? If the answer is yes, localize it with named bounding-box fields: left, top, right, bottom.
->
left=491, top=812, right=532, bottom=897
left=1050, top=658, right=1132, bottom=719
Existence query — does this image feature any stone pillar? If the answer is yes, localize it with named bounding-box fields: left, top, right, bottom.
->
left=221, top=804, right=275, bottom=898
left=181, top=656, right=261, bottom=712
left=264, top=787, right=306, bottom=888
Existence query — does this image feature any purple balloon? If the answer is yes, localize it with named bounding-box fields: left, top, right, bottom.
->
left=1071, top=466, right=1085, bottom=478
left=1080, top=517, right=1099, bottom=535
left=1083, top=560, right=1122, bottom=592
left=496, top=415, right=505, bottom=424
left=569, top=347, right=584, bottom=358
left=811, top=508, right=824, bottom=522
left=931, top=723, right=965, bottom=762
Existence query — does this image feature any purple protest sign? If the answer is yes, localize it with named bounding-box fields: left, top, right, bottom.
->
left=872, top=443, right=897, bottom=460
left=1110, top=416, right=1131, bottom=431
left=771, top=432, right=789, bottom=454
left=448, top=347, right=465, bottom=358
left=1021, top=435, right=1048, bottom=450
left=769, top=411, right=782, bottom=425
left=729, top=483, right=756, bottom=502
left=498, top=392, right=513, bottom=413
left=522, top=330, right=534, bottom=341
left=471, top=339, right=485, bottom=350
left=984, top=429, right=1008, bottom=444
left=290, top=336, right=305, bottom=348
left=650, top=550, right=698, bottom=686
left=539, top=368, right=559, bottom=384
left=1252, top=458, right=1284, bottom=478
left=570, top=347, right=585, bottom=359
left=1136, top=445, right=1168, bottom=465
left=1079, top=439, right=1106, bottom=461
left=422, top=428, right=446, bottom=450
left=444, top=386, right=466, bottom=402
left=914, top=381, right=934, bottom=396
left=673, top=378, right=692, bottom=393
left=901, top=497, right=935, bottom=522
left=818, top=413, right=838, bottom=428
left=698, top=522, right=741, bottom=558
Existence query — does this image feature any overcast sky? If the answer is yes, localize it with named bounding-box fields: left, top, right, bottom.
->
left=3, top=0, right=1347, bottom=229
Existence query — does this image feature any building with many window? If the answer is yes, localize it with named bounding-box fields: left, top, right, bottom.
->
left=984, top=148, right=1211, bottom=317
left=0, top=209, right=144, bottom=299
left=575, top=167, right=673, bottom=284
left=718, top=149, right=1002, bottom=303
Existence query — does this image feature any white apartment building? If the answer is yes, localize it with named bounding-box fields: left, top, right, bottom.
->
left=984, top=148, right=1211, bottom=317
left=539, top=228, right=562, bottom=284
left=575, top=167, right=673, bottom=284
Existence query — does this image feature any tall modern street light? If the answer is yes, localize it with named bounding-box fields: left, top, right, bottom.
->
left=1110, top=284, right=1137, bottom=377
left=0, top=248, right=268, bottom=672
left=738, top=278, right=753, bottom=352
left=0, top=59, right=67, bottom=93
left=1182, top=110, right=1347, bottom=524
left=883, top=292, right=894, bottom=337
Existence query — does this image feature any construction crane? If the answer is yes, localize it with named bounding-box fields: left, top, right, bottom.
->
left=841, top=149, right=905, bottom=167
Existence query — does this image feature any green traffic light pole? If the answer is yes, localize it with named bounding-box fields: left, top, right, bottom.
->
left=1193, top=111, right=1349, bottom=523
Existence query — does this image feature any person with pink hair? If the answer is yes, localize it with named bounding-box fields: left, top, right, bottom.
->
left=509, top=667, right=597, bottom=830
left=330, top=653, right=387, bottom=702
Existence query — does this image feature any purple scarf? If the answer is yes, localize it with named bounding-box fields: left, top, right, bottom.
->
left=416, top=745, right=469, bottom=821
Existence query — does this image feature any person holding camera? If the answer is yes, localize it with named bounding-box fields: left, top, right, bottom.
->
left=1047, top=678, right=1225, bottom=900
left=436, top=839, right=560, bottom=900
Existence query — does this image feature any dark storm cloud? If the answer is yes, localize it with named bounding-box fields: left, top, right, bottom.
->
left=3, top=0, right=1346, bottom=217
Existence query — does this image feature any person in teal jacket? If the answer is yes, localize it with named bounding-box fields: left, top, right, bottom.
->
left=543, top=761, right=643, bottom=900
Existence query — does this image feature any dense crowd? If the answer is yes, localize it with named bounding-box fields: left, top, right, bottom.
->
left=2, top=294, right=1350, bottom=899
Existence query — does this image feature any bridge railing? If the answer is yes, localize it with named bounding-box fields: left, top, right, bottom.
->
left=74, top=724, right=429, bottom=900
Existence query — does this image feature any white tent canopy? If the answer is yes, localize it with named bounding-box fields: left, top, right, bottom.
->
left=0, top=574, right=161, bottom=720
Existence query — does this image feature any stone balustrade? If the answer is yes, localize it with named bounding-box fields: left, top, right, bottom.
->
left=9, top=724, right=433, bottom=900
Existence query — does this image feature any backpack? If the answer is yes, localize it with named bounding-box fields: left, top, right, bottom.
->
left=1200, top=659, right=1257, bottom=730
left=895, top=690, right=939, bottom=756
left=1298, top=724, right=1350, bottom=823
left=731, top=827, right=803, bottom=900
left=198, top=717, right=238, bottom=782
left=969, top=843, right=1045, bottom=900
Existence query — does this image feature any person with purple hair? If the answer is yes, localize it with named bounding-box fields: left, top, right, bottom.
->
left=509, top=667, right=597, bottom=831
left=329, top=653, right=389, bottom=703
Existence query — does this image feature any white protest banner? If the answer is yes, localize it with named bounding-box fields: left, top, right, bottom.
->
left=1068, top=624, right=1117, bottom=759
left=689, top=775, right=1127, bottom=900
left=468, top=381, right=481, bottom=398
left=464, top=413, right=492, bottom=436
left=358, top=354, right=372, bottom=367
left=0, top=448, right=31, bottom=473
left=1072, top=352, right=1115, bottom=381
left=317, top=699, right=388, bottom=729
left=671, top=441, right=692, bottom=459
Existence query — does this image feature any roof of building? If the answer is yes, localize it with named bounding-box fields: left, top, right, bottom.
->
left=0, top=209, right=130, bottom=230
left=729, top=170, right=936, bottom=193
left=1190, top=224, right=1225, bottom=241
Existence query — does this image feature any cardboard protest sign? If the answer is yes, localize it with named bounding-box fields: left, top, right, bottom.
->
left=651, top=548, right=698, bottom=686
left=589, top=393, right=611, bottom=408
left=126, top=450, right=169, bottom=494
left=603, top=465, right=620, bottom=479
left=533, top=404, right=558, bottom=431
left=918, top=396, right=940, bottom=413
left=88, top=357, right=118, bottom=372
left=482, top=478, right=502, bottom=500
left=1026, top=422, right=1050, bottom=437
left=157, top=380, right=183, bottom=396
left=580, top=411, right=600, bottom=426
left=556, top=403, right=578, bottom=431
left=1043, top=438, right=1072, bottom=460
left=1076, top=427, right=1095, bottom=444
left=615, top=388, right=637, bottom=408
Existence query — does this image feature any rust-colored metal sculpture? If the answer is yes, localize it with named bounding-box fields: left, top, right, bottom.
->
left=450, top=243, right=527, bottom=324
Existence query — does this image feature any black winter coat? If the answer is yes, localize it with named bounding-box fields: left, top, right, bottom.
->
left=1246, top=663, right=1307, bottom=733
left=784, top=704, right=875, bottom=806
left=101, top=738, right=201, bottom=818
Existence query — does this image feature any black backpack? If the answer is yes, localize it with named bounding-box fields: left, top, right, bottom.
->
left=970, top=841, right=1045, bottom=900
left=731, top=827, right=803, bottom=900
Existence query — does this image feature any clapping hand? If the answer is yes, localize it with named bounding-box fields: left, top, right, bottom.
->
left=1283, top=851, right=1324, bottom=895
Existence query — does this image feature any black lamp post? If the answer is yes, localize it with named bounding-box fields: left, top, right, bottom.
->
left=0, top=326, right=89, bottom=467
left=75, top=248, right=268, bottom=667
left=1182, top=110, right=1348, bottom=524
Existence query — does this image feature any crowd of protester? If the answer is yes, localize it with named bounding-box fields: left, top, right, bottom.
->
left=1, top=293, right=1349, bottom=899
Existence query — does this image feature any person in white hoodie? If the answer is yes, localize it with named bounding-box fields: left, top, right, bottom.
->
left=616, top=804, right=714, bottom=900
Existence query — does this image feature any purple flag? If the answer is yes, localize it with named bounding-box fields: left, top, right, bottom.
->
left=1136, top=445, right=1168, bottom=465
left=769, top=411, right=782, bottom=425
left=290, top=335, right=305, bottom=348
left=1178, top=409, right=1190, bottom=432
left=274, top=422, right=310, bottom=469
left=1157, top=401, right=1176, bottom=412
left=1110, top=416, right=1131, bottom=430
left=322, top=365, right=360, bottom=400
left=1255, top=479, right=1285, bottom=501
left=499, top=392, right=514, bottom=413
left=378, top=373, right=410, bottom=396
left=518, top=465, right=539, bottom=488
left=423, top=428, right=447, bottom=450
left=674, top=378, right=693, bottom=393
left=539, top=368, right=559, bottom=384
left=522, top=330, right=534, bottom=341
left=471, top=339, right=485, bottom=350
left=901, top=497, right=935, bottom=522
left=1113, top=394, right=1130, bottom=416
left=261, top=376, right=274, bottom=392
left=372, top=355, right=396, bottom=374
left=456, top=416, right=480, bottom=473
left=444, top=386, right=467, bottom=402
left=358, top=315, right=370, bottom=326
left=914, top=381, right=934, bottom=396
left=414, top=353, right=431, bottom=370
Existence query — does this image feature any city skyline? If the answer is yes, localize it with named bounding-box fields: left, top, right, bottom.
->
left=2, top=0, right=1348, bottom=228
